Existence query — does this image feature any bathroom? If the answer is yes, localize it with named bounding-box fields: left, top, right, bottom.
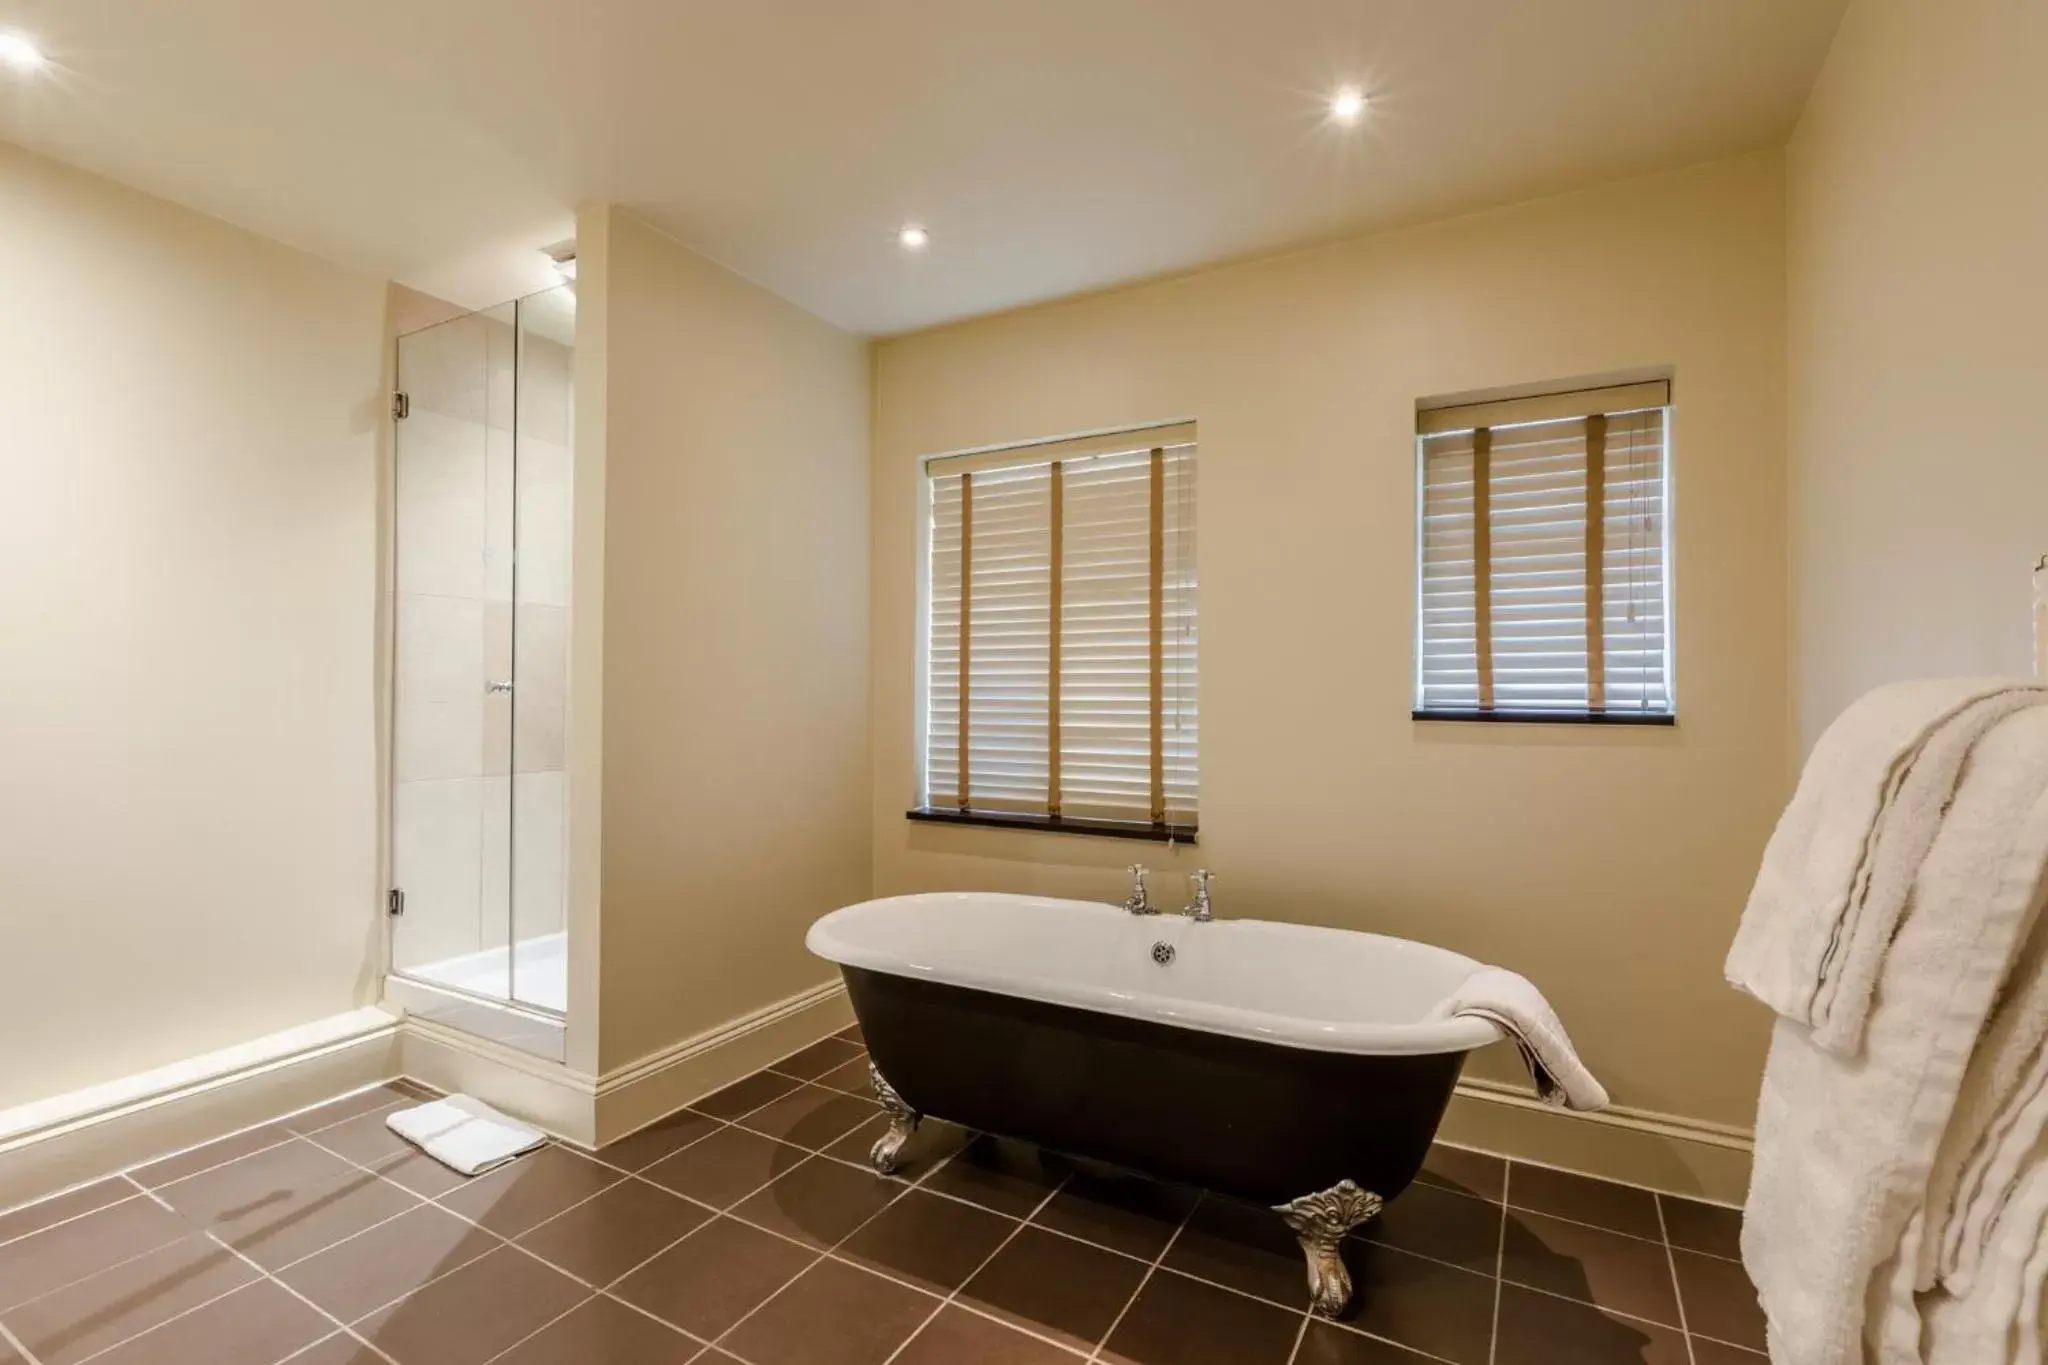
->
left=0, top=2, right=2043, bottom=1362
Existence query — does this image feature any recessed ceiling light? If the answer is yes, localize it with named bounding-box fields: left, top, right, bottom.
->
left=1329, top=86, right=1367, bottom=126
left=0, top=31, right=45, bottom=71
left=898, top=224, right=930, bottom=251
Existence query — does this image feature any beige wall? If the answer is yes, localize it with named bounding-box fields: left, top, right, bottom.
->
left=0, top=140, right=387, bottom=1107
left=1788, top=0, right=2048, bottom=751
left=593, top=210, right=872, bottom=1072
left=872, top=153, right=1790, bottom=1140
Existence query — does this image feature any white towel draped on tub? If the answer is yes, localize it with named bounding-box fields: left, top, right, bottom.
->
left=1727, top=677, right=2046, bottom=1057
left=1429, top=967, right=1608, bottom=1113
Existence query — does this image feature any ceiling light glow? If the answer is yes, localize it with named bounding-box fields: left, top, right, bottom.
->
left=1329, top=86, right=1367, bottom=126
left=0, top=31, right=45, bottom=71
left=898, top=224, right=930, bottom=251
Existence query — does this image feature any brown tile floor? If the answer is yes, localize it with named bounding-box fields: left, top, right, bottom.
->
left=0, top=1031, right=1765, bottom=1364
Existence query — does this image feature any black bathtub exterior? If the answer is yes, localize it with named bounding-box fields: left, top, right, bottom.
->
left=842, top=964, right=1470, bottom=1208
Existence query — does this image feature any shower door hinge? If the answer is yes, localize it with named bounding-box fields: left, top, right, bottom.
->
left=391, top=392, right=409, bottom=421
left=387, top=887, right=406, bottom=917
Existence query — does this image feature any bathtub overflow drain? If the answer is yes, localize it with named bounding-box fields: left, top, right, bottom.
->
left=1151, top=941, right=1175, bottom=965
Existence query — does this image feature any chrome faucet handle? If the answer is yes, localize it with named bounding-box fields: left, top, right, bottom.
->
left=1124, top=864, right=1154, bottom=915
left=1185, top=869, right=1215, bottom=922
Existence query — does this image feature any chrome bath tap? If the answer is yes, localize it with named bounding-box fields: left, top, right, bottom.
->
left=1123, top=864, right=1156, bottom=915
left=1182, top=869, right=1215, bottom=922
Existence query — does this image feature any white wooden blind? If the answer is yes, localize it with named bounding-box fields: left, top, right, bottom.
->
left=926, top=430, right=1197, bottom=829
left=1417, top=384, right=1670, bottom=717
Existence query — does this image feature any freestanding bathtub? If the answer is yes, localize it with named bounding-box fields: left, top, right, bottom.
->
left=805, top=891, right=1501, bottom=1317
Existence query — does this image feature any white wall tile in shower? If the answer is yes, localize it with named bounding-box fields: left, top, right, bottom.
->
left=513, top=603, right=568, bottom=773
left=514, top=437, right=573, bottom=609
left=394, top=594, right=485, bottom=783
left=394, top=409, right=487, bottom=601
left=391, top=774, right=486, bottom=970
left=513, top=769, right=567, bottom=941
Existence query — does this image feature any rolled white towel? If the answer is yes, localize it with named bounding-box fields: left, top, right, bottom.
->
left=1429, top=967, right=1608, bottom=1112
left=1727, top=677, right=2046, bottom=1057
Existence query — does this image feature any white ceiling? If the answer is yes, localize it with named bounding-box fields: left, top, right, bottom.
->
left=0, top=0, right=1845, bottom=335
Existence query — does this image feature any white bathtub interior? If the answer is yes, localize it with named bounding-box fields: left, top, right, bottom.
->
left=809, top=892, right=1501, bottom=1055
left=386, top=286, right=575, bottom=1036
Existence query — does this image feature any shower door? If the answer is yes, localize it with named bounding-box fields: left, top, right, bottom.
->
left=389, top=288, right=572, bottom=1018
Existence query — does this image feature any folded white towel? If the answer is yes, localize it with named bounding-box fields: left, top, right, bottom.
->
left=1915, top=1152, right=2048, bottom=1365
left=1944, top=1029, right=2048, bottom=1296
left=1430, top=967, right=1608, bottom=1112
left=1923, top=900, right=2048, bottom=1295
left=386, top=1095, right=547, bottom=1176
left=1727, top=678, right=2045, bottom=1056
left=1743, top=706, right=2048, bottom=1365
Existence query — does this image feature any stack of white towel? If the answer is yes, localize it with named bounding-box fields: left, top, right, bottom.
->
left=1728, top=678, right=2048, bottom=1364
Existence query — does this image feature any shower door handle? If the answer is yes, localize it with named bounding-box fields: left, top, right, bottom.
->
left=485, top=680, right=515, bottom=694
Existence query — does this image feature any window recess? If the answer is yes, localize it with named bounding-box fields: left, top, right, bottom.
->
left=1416, top=381, right=1673, bottom=723
left=920, top=424, right=1198, bottom=839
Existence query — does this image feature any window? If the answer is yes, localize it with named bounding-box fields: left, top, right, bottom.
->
left=917, top=424, right=1197, bottom=839
left=1416, top=380, right=1672, bottom=722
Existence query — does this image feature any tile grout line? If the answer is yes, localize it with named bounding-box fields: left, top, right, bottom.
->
left=1658, top=1195, right=1698, bottom=1365
left=1492, top=1276, right=1691, bottom=1336
left=1421, top=1164, right=1744, bottom=1263
left=51, top=1221, right=402, bottom=1365
left=1, top=1076, right=818, bottom=1365
left=126, top=1128, right=306, bottom=1196
left=0, top=1318, right=47, bottom=1365
left=595, top=1115, right=992, bottom=1364
left=0, top=1176, right=224, bottom=1335
left=693, top=1144, right=976, bottom=1363
left=939, top=1298, right=1094, bottom=1361
left=0, top=1078, right=410, bottom=1235
left=293, top=1134, right=634, bottom=1300
left=1487, top=1163, right=1509, bottom=1365
left=11, top=1071, right=1704, bottom=1364
left=1493, top=1150, right=1746, bottom=1211
left=410, top=1073, right=1709, bottom=1307
left=1498, top=1197, right=1698, bottom=1253
left=16, top=1117, right=1662, bottom=1365
left=0, top=1192, right=151, bottom=1254
left=1085, top=1190, right=1199, bottom=1363
left=1281, top=1306, right=1313, bottom=1365
left=871, top=1166, right=1075, bottom=1365
left=212, top=1229, right=408, bottom=1365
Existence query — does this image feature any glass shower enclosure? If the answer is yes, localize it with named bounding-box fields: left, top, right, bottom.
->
left=388, top=286, right=574, bottom=1026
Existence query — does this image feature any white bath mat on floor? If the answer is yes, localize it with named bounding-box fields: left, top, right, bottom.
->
left=386, top=1095, right=546, bottom=1176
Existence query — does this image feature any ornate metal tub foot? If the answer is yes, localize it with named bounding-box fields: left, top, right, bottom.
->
left=1275, top=1180, right=1385, bottom=1317
left=867, top=1059, right=921, bottom=1174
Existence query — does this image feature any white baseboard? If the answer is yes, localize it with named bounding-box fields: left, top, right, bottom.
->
left=1, top=988, right=1739, bottom=1218
left=0, top=983, right=853, bottom=1215
left=1438, top=1077, right=1755, bottom=1206
left=394, top=977, right=853, bottom=1152
left=399, top=1016, right=599, bottom=1147
left=0, top=1008, right=403, bottom=1209
left=595, top=979, right=854, bottom=1147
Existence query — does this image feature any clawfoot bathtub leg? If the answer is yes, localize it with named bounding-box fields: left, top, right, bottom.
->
left=1275, top=1180, right=1385, bottom=1318
left=866, top=1059, right=921, bottom=1175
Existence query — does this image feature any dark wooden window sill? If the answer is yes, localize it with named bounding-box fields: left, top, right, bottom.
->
left=1412, top=708, right=1676, bottom=726
left=907, top=807, right=1198, bottom=843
